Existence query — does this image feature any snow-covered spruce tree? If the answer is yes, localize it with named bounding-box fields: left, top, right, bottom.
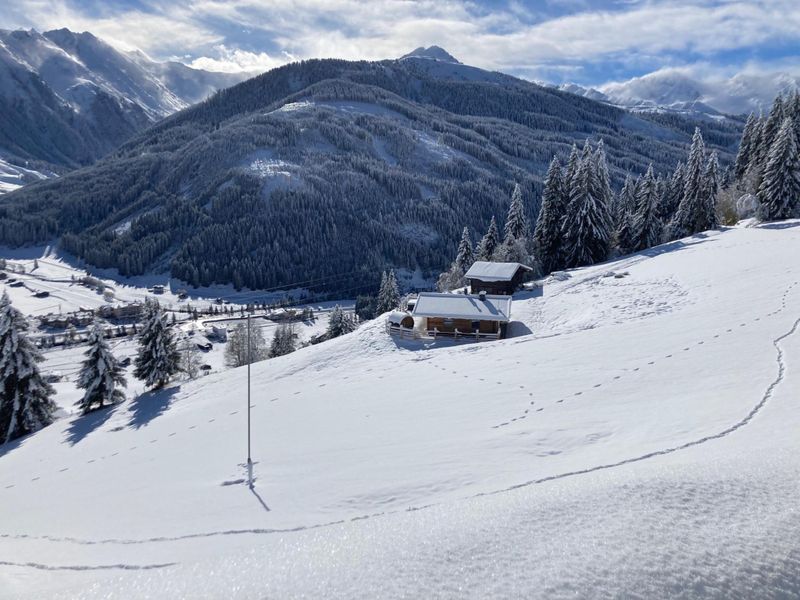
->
left=700, top=152, right=721, bottom=229
left=503, top=183, right=528, bottom=242
left=327, top=305, right=356, bottom=338
left=498, top=183, right=531, bottom=264
left=224, top=321, right=268, bottom=368
left=632, top=165, right=663, bottom=252
left=475, top=216, right=500, bottom=261
left=561, top=152, right=612, bottom=268
left=270, top=322, right=296, bottom=358
left=133, top=300, right=180, bottom=388
left=614, top=174, right=638, bottom=255
left=592, top=140, right=614, bottom=212
left=734, top=113, right=760, bottom=182
left=376, top=269, right=400, bottom=314
left=454, top=227, right=474, bottom=273
left=0, top=292, right=56, bottom=443
left=669, top=128, right=715, bottom=239
left=533, top=156, right=566, bottom=274
left=75, top=320, right=126, bottom=414
left=757, top=117, right=800, bottom=221
left=564, top=144, right=581, bottom=190
left=658, top=162, right=685, bottom=221
left=753, top=96, right=785, bottom=176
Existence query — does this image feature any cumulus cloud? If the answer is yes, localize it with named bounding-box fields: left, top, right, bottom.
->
left=1, top=0, right=799, bottom=90
left=188, top=45, right=295, bottom=73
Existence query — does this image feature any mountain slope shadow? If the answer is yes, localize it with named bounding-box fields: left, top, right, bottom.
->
left=65, top=404, right=120, bottom=446
left=127, top=387, right=180, bottom=430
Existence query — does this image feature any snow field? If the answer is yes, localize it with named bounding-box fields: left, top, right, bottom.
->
left=1, top=223, right=800, bottom=597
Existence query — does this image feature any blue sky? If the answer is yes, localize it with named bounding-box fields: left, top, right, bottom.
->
left=3, top=0, right=800, bottom=89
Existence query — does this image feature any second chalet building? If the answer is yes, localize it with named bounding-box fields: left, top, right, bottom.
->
left=465, top=261, right=532, bottom=295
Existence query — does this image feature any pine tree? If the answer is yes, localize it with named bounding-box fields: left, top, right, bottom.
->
left=270, top=323, right=296, bottom=358
left=735, top=113, right=759, bottom=181
left=754, top=96, right=785, bottom=175
left=561, top=153, right=612, bottom=268
left=592, top=140, right=614, bottom=211
left=327, top=305, right=356, bottom=338
left=533, top=156, right=566, bottom=274
left=564, top=144, right=580, bottom=186
left=376, top=270, right=400, bottom=314
left=757, top=117, right=800, bottom=220
left=658, top=162, right=685, bottom=221
left=76, top=320, right=126, bottom=414
left=475, top=216, right=500, bottom=261
left=133, top=300, right=180, bottom=388
left=454, top=227, right=473, bottom=273
left=614, top=174, right=638, bottom=254
left=0, top=292, right=56, bottom=443
left=669, top=128, right=714, bottom=239
left=700, top=151, right=721, bottom=229
left=632, top=165, right=663, bottom=251
left=498, top=184, right=530, bottom=264
left=503, top=183, right=528, bottom=242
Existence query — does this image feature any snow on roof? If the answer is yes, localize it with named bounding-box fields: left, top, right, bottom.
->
left=387, top=310, right=411, bottom=324
left=465, top=261, right=532, bottom=282
left=412, top=292, right=512, bottom=322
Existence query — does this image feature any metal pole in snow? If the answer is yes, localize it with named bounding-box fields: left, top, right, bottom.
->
left=247, top=312, right=253, bottom=488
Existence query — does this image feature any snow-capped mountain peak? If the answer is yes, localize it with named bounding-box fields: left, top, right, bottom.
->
left=0, top=27, right=247, bottom=193
left=400, top=45, right=461, bottom=64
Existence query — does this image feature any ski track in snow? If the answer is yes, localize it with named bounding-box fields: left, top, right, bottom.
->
left=2, top=280, right=798, bottom=565
left=0, top=560, right=176, bottom=571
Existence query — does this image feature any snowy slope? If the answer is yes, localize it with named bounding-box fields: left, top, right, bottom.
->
left=2, top=223, right=800, bottom=598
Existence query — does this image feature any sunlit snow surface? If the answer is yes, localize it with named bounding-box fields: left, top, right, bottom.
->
left=2, top=223, right=800, bottom=598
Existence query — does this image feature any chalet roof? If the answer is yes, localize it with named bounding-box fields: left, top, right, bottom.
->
left=465, top=261, right=532, bottom=282
left=411, top=292, right=512, bottom=322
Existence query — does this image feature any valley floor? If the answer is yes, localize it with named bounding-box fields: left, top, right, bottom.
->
left=2, top=223, right=800, bottom=598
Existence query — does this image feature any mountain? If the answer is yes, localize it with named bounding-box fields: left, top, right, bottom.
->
left=560, top=69, right=800, bottom=118
left=400, top=45, right=461, bottom=63
left=0, top=52, right=743, bottom=293
left=556, top=80, right=727, bottom=122
left=0, top=28, right=245, bottom=193
left=3, top=222, right=800, bottom=598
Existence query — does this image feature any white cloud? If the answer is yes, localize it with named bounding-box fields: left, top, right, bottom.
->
left=1, top=0, right=799, bottom=88
left=188, top=45, right=294, bottom=74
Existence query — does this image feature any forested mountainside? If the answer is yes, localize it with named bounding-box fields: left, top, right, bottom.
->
left=0, top=28, right=243, bottom=188
left=0, top=54, right=743, bottom=294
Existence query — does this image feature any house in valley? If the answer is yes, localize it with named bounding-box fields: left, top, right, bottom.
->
left=465, top=261, right=532, bottom=296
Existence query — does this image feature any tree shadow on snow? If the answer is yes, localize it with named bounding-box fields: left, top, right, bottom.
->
left=0, top=434, right=29, bottom=458
left=638, top=236, right=716, bottom=259
left=758, top=221, right=800, bottom=230
left=65, top=404, right=120, bottom=446
left=127, top=387, right=180, bottom=430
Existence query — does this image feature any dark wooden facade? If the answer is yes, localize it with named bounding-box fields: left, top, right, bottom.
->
left=425, top=317, right=500, bottom=335
left=468, top=267, right=529, bottom=296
